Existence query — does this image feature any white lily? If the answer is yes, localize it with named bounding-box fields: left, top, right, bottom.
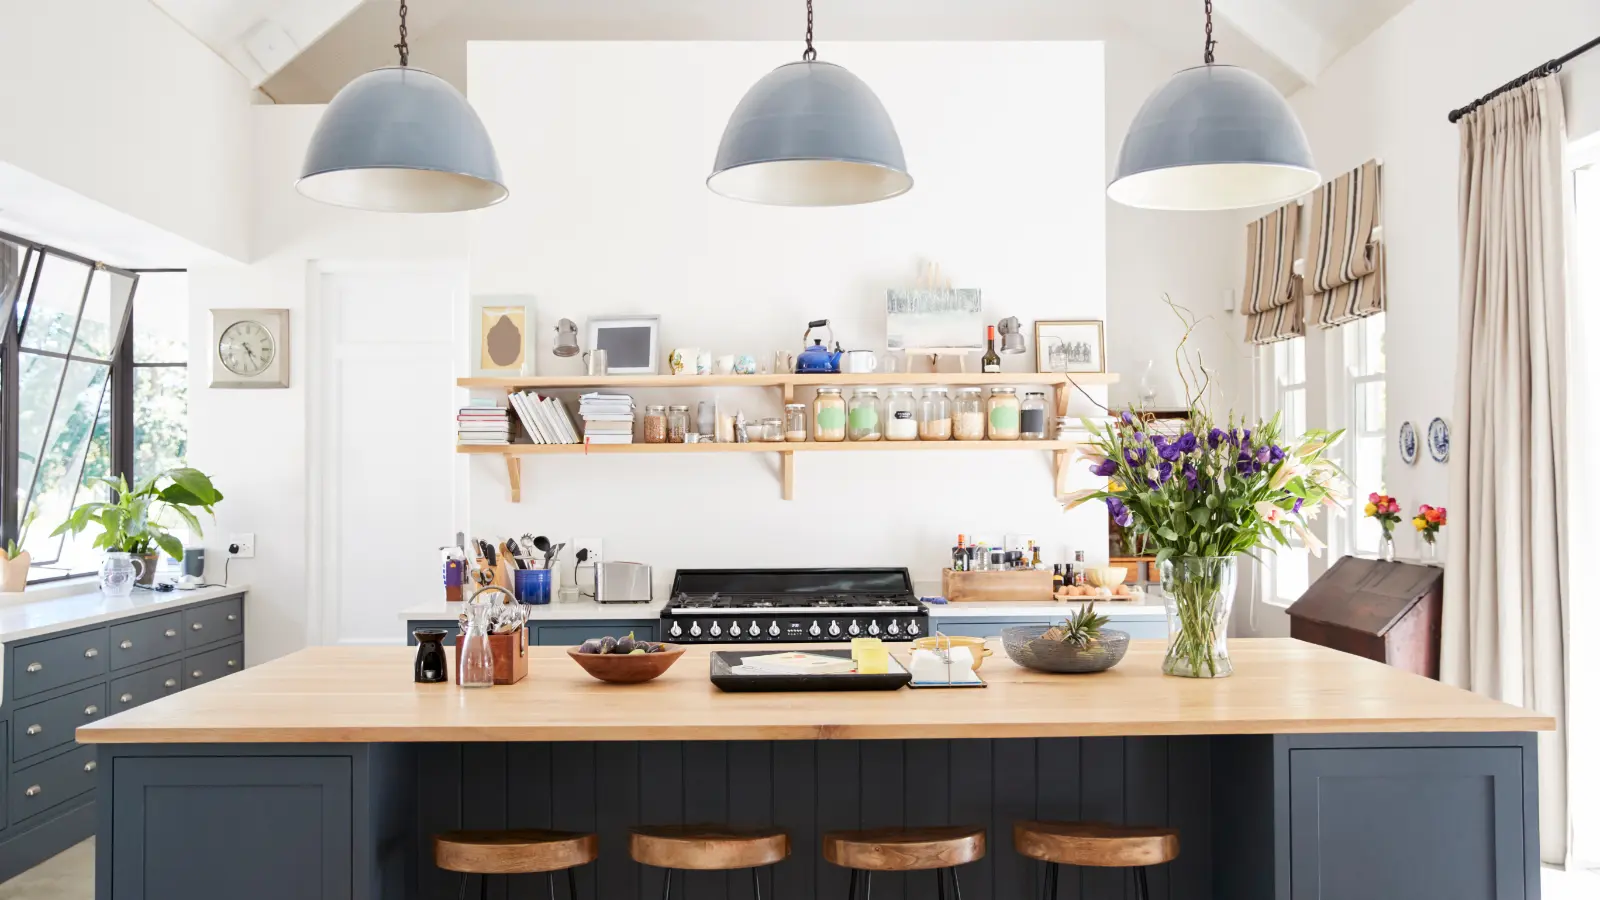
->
left=1269, top=461, right=1306, bottom=491
left=1253, top=500, right=1285, bottom=525
left=1295, top=439, right=1326, bottom=457
left=1060, top=488, right=1099, bottom=510
left=1289, top=519, right=1326, bottom=557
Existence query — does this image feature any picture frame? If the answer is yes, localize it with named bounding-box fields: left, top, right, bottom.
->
left=1034, top=320, right=1106, bottom=374
left=469, top=295, right=537, bottom=377
left=210, top=308, right=290, bottom=389
left=586, top=315, right=661, bottom=375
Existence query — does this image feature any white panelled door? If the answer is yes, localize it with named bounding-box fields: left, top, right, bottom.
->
left=314, top=265, right=463, bottom=645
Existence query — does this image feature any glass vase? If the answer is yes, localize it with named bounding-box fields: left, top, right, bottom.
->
left=1160, top=556, right=1238, bottom=678
left=1378, top=531, right=1396, bottom=561
left=1421, top=537, right=1440, bottom=565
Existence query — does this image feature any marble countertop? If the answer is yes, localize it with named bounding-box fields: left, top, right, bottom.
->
left=398, top=595, right=1164, bottom=621
left=398, top=596, right=667, bottom=622
left=0, top=583, right=248, bottom=645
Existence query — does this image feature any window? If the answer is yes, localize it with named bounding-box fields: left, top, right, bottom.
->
left=0, top=233, right=188, bottom=583
left=1261, top=336, right=1309, bottom=605
left=1342, top=313, right=1387, bottom=555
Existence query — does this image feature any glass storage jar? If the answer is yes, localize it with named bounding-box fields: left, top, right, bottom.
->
left=784, top=403, right=808, bottom=442
left=643, top=405, right=668, bottom=444
left=813, top=387, right=846, bottom=442
left=885, top=388, right=919, bottom=441
left=667, top=405, right=689, bottom=444
left=759, top=417, right=784, bottom=442
left=1020, top=391, right=1049, bottom=440
left=987, top=387, right=1021, bottom=440
left=848, top=388, right=883, bottom=441
left=953, top=388, right=987, bottom=440
left=919, top=387, right=952, bottom=440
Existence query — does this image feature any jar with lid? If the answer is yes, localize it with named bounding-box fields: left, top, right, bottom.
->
left=1020, top=391, right=1049, bottom=440
left=813, top=388, right=846, bottom=442
left=667, top=405, right=689, bottom=444
left=919, top=388, right=952, bottom=440
left=953, top=388, right=986, bottom=440
left=885, top=388, right=919, bottom=441
left=848, top=388, right=883, bottom=441
left=759, top=417, right=784, bottom=442
left=643, top=405, right=668, bottom=444
left=987, top=388, right=1021, bottom=440
left=784, top=403, right=808, bottom=442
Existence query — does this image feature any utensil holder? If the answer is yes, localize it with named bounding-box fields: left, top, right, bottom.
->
left=940, top=568, right=1053, bottom=602
left=454, top=626, right=528, bottom=685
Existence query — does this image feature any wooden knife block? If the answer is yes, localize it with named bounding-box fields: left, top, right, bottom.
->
left=454, top=626, right=529, bottom=685
left=941, top=568, right=1053, bottom=602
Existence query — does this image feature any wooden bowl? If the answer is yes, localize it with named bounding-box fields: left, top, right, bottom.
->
left=1084, top=566, right=1128, bottom=588
left=567, top=645, right=686, bottom=683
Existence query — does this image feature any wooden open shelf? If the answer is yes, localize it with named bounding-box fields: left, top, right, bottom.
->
left=458, top=372, right=1119, bottom=390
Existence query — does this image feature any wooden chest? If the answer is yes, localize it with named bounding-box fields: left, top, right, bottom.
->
left=1286, top=556, right=1444, bottom=679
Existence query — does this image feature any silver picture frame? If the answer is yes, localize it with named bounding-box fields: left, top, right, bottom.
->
left=585, top=315, right=661, bottom=375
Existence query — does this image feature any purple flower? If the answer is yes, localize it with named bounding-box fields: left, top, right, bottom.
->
left=1124, top=447, right=1147, bottom=467
left=1134, top=431, right=1147, bottom=443
left=1293, top=497, right=1304, bottom=513
left=1158, top=443, right=1182, bottom=462
left=1157, top=461, right=1173, bottom=484
left=1236, top=452, right=1258, bottom=477
left=1243, top=428, right=1253, bottom=445
left=1106, top=496, right=1133, bottom=528
left=1151, top=434, right=1169, bottom=449
left=1091, top=457, right=1119, bottom=477
left=1256, top=447, right=1271, bottom=465
left=1269, top=444, right=1286, bottom=462
left=1174, top=432, right=1198, bottom=453
left=1120, top=411, right=1136, bottom=426
left=1208, top=428, right=1227, bottom=449
left=1183, top=461, right=1199, bottom=490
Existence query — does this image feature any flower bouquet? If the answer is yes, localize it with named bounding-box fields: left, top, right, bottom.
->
left=1067, top=411, right=1344, bottom=678
left=1412, top=504, right=1447, bottom=563
left=1364, top=493, right=1402, bottom=559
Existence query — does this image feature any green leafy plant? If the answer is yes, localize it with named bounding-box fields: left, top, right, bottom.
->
left=51, top=468, right=223, bottom=560
left=3, top=509, right=37, bottom=561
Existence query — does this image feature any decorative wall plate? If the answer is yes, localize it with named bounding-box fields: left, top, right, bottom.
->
left=1427, top=417, right=1450, bottom=463
left=1398, top=421, right=1418, bottom=465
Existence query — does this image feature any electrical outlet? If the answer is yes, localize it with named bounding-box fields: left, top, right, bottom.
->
left=571, top=536, right=603, bottom=566
left=226, top=534, right=256, bottom=559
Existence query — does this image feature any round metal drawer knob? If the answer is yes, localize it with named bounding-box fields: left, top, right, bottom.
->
left=26, top=662, right=42, bottom=673
left=227, top=660, right=238, bottom=668
left=24, top=785, right=41, bottom=798
left=120, top=693, right=134, bottom=704
left=120, top=640, right=134, bottom=650
left=84, top=705, right=99, bottom=716
left=164, top=678, right=178, bottom=689
left=227, top=614, right=238, bottom=622
left=192, top=670, right=203, bottom=679
left=84, top=761, right=97, bottom=773
left=165, top=629, right=178, bottom=638
left=191, top=623, right=203, bottom=631
left=84, top=648, right=99, bottom=658
left=25, top=724, right=42, bottom=736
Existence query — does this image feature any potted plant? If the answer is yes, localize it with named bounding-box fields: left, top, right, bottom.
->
left=1, top=509, right=38, bottom=593
left=52, top=468, right=223, bottom=587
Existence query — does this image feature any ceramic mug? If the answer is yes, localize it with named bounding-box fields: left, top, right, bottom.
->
left=696, top=350, right=712, bottom=375
left=840, top=350, right=878, bottom=374
left=773, top=351, right=795, bottom=374
left=733, top=354, right=758, bottom=375
left=582, top=348, right=608, bottom=376
left=713, top=355, right=736, bottom=375
left=667, top=348, right=700, bottom=375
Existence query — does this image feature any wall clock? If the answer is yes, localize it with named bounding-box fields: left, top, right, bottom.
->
left=211, top=308, right=290, bottom=388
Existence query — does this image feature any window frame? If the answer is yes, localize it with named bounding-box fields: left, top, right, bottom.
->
left=1257, top=335, right=1309, bottom=608
left=1336, top=312, right=1387, bottom=558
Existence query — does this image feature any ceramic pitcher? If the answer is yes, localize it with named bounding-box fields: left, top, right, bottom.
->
left=100, top=551, right=144, bottom=598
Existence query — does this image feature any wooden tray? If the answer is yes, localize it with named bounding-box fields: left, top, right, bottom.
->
left=941, top=568, right=1053, bottom=602
left=708, top=650, right=912, bottom=693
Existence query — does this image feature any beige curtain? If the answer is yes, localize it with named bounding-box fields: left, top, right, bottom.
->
left=1241, top=203, right=1305, bottom=344
left=1306, top=159, right=1386, bottom=328
left=1444, top=78, right=1570, bottom=866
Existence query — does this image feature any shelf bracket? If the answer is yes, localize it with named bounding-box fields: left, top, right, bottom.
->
left=505, top=454, right=522, bottom=503
left=1053, top=448, right=1073, bottom=501
left=780, top=450, right=795, bottom=501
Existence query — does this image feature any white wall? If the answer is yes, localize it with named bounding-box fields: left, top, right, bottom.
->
left=0, top=0, right=254, bottom=262
left=466, top=41, right=1110, bottom=597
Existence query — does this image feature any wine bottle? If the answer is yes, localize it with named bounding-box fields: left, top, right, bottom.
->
left=982, top=325, right=1001, bottom=373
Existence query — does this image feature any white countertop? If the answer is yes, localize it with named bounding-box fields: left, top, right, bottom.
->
left=930, top=599, right=1165, bottom=618
left=399, top=596, right=667, bottom=622
left=399, top=595, right=1164, bottom=622
left=0, top=583, right=248, bottom=645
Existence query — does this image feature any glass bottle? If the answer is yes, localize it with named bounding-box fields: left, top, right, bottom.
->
left=458, top=602, right=495, bottom=688
left=848, top=388, right=883, bottom=441
left=987, top=387, right=1021, bottom=440
left=643, top=405, right=667, bottom=444
left=667, top=405, right=689, bottom=443
left=1020, top=391, right=1048, bottom=440
left=697, top=401, right=716, bottom=438
left=814, top=387, right=846, bottom=442
left=982, top=324, right=1001, bottom=373
left=784, top=403, right=808, bottom=442
left=953, top=388, right=986, bottom=440
left=759, top=417, right=784, bottom=442
left=885, top=388, right=919, bottom=441
left=919, top=387, right=952, bottom=440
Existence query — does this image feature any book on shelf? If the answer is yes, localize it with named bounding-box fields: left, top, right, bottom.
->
left=582, top=433, right=634, bottom=445
left=581, top=421, right=634, bottom=434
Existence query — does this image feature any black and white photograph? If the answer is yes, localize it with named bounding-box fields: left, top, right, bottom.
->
left=1034, top=319, right=1105, bottom=374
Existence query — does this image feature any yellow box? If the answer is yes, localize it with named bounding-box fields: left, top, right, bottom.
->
left=851, top=637, right=888, bottom=674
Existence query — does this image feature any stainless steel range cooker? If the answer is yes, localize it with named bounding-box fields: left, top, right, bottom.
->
left=660, top=568, right=929, bottom=643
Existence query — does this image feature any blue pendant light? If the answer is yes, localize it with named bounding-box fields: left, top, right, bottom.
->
left=1109, top=1, right=1319, bottom=211
left=708, top=0, right=911, bottom=207
left=297, top=1, right=506, bottom=213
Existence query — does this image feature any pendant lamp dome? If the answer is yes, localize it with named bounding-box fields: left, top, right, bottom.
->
left=1108, top=2, right=1319, bottom=211
left=297, top=2, right=506, bottom=213
left=708, top=0, right=911, bottom=207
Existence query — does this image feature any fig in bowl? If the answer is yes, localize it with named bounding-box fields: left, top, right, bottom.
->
left=569, top=632, right=686, bottom=684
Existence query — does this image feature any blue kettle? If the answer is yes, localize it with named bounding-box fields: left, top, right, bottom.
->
left=795, top=319, right=842, bottom=374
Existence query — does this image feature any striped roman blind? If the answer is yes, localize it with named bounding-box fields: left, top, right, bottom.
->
left=1242, top=203, right=1305, bottom=345
left=1306, top=159, right=1385, bottom=327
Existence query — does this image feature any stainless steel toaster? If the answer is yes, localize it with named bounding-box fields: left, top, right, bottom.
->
left=596, top=561, right=652, bottom=604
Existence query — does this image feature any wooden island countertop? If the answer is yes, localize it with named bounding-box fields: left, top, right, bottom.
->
left=75, top=639, right=1553, bottom=744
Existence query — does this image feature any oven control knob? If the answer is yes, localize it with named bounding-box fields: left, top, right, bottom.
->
left=808, top=621, right=821, bottom=637
left=751, top=620, right=762, bottom=637
left=828, top=620, right=842, bottom=637
left=669, top=621, right=683, bottom=638
left=867, top=620, right=881, bottom=636
left=767, top=622, right=781, bottom=637
left=730, top=622, right=742, bottom=638
left=689, top=621, right=702, bottom=638
left=886, top=620, right=900, bottom=636
left=848, top=620, right=861, bottom=636
left=906, top=621, right=920, bottom=636
left=709, top=621, right=722, bottom=638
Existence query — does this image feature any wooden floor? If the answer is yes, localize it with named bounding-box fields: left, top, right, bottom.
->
left=0, top=839, right=93, bottom=900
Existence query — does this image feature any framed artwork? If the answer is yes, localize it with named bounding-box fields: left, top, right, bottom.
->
left=470, top=295, right=536, bottom=377
left=586, top=315, right=660, bottom=375
left=210, top=308, right=290, bottom=388
left=1034, top=320, right=1106, bottom=374
left=886, top=288, right=984, bottom=351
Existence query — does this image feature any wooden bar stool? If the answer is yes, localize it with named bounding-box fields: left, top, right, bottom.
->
left=433, top=828, right=598, bottom=900
left=630, top=824, right=790, bottom=900
left=1013, top=821, right=1179, bottom=900
left=822, top=826, right=987, bottom=900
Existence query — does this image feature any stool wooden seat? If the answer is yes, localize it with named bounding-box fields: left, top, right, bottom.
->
left=433, top=829, right=597, bottom=900
left=822, top=826, right=986, bottom=900
left=630, top=825, right=790, bottom=900
left=1013, top=821, right=1179, bottom=900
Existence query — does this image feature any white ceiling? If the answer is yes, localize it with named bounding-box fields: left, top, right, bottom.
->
left=147, top=0, right=1418, bottom=102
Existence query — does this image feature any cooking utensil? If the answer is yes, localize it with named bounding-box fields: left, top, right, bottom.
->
left=547, top=542, right=565, bottom=567
left=504, top=538, right=527, bottom=569
left=532, top=535, right=552, bottom=562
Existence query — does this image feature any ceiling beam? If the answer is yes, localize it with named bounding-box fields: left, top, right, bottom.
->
left=150, top=0, right=364, bottom=88
left=1211, top=0, right=1335, bottom=87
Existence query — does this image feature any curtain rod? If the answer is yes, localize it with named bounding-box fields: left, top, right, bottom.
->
left=1448, top=34, right=1600, bottom=123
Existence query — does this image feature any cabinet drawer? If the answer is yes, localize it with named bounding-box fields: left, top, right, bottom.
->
left=185, top=642, right=244, bottom=688
left=12, top=683, right=106, bottom=763
left=11, top=744, right=97, bottom=825
left=110, top=661, right=184, bottom=713
left=109, top=612, right=184, bottom=670
left=535, top=624, right=655, bottom=646
left=11, top=628, right=109, bottom=700
left=184, top=597, right=243, bottom=648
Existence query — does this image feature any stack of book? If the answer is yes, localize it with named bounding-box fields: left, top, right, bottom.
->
left=578, top=392, right=635, bottom=445
left=506, top=390, right=581, bottom=444
left=457, top=402, right=510, bottom=446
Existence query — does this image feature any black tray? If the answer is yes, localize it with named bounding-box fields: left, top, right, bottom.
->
left=709, top=650, right=912, bottom=693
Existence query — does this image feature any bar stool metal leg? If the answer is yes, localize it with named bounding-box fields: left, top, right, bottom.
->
left=937, top=867, right=947, bottom=900
left=846, top=869, right=860, bottom=900
left=568, top=866, right=578, bottom=900
left=480, top=872, right=489, bottom=900
left=659, top=868, right=675, bottom=900
left=1133, top=866, right=1151, bottom=900
left=458, top=875, right=469, bottom=900
left=548, top=871, right=556, bottom=900
left=863, top=869, right=873, bottom=900
left=949, top=866, right=963, bottom=900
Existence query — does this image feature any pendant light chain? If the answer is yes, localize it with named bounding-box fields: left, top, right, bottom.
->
left=394, top=0, right=410, bottom=67
left=1202, top=0, right=1216, bottom=65
left=803, top=0, right=817, bottom=62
